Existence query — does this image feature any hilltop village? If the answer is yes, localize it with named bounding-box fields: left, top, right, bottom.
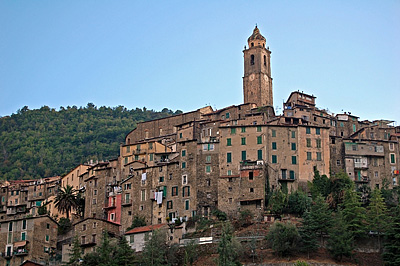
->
left=0, top=26, right=399, bottom=265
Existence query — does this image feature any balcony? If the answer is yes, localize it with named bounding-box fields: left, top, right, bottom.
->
left=104, top=202, right=116, bottom=209
left=14, top=249, right=28, bottom=256
left=0, top=205, right=6, bottom=212
left=355, top=177, right=369, bottom=183
left=3, top=252, right=12, bottom=259
left=278, top=177, right=296, bottom=182
left=7, top=207, right=16, bottom=215
left=240, top=160, right=264, bottom=171
left=122, top=199, right=132, bottom=206
left=81, top=241, right=96, bottom=247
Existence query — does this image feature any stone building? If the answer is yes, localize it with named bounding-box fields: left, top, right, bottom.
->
left=0, top=215, right=58, bottom=266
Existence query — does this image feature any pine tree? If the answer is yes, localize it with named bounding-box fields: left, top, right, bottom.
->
left=299, top=211, right=318, bottom=258
left=267, top=222, right=299, bottom=257
left=310, top=196, right=332, bottom=245
left=115, top=236, right=136, bottom=266
left=68, top=235, right=82, bottom=266
left=366, top=189, right=388, bottom=250
left=341, top=189, right=367, bottom=240
left=327, top=210, right=353, bottom=262
left=97, top=230, right=117, bottom=266
left=383, top=206, right=400, bottom=266
left=218, top=222, right=242, bottom=266
left=139, top=229, right=168, bottom=265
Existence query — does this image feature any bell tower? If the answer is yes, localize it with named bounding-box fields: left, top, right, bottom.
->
left=243, top=26, right=273, bottom=107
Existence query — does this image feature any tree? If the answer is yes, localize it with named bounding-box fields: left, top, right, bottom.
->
left=58, top=217, right=72, bottom=235
left=383, top=206, right=400, bottom=265
left=326, top=171, right=354, bottom=209
left=327, top=210, right=353, bottom=262
left=183, top=240, right=198, bottom=266
left=341, top=189, right=367, bottom=240
left=267, top=222, right=299, bottom=257
left=287, top=190, right=311, bottom=216
left=309, top=196, right=332, bottom=245
left=267, top=189, right=287, bottom=216
left=55, top=185, right=78, bottom=219
left=127, top=215, right=146, bottom=231
left=218, top=222, right=242, bottom=266
left=97, top=230, right=117, bottom=266
left=68, top=235, right=82, bottom=266
left=299, top=211, right=318, bottom=258
left=114, top=236, right=136, bottom=266
left=308, top=169, right=330, bottom=199
left=139, top=229, right=168, bottom=265
left=366, top=189, right=388, bottom=250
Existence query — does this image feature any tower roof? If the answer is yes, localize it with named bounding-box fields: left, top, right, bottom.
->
left=247, top=26, right=266, bottom=42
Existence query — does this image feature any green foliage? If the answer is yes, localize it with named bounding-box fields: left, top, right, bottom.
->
left=308, top=169, right=330, bottom=199
left=58, top=217, right=72, bottom=235
left=268, top=189, right=288, bottom=216
left=183, top=240, right=198, bottom=266
left=239, top=209, right=253, bottom=227
left=341, top=189, right=367, bottom=240
left=383, top=206, right=400, bottom=266
left=327, top=211, right=353, bottom=262
left=326, top=171, right=354, bottom=209
left=299, top=211, right=319, bottom=258
left=38, top=205, right=48, bottom=215
left=367, top=189, right=389, bottom=249
left=218, top=222, right=242, bottom=266
left=196, top=217, right=212, bottom=231
left=68, top=235, right=82, bottom=266
left=114, top=235, right=137, bottom=266
left=0, top=104, right=179, bottom=180
left=294, top=261, right=310, bottom=266
left=287, top=190, right=312, bottom=216
left=266, top=222, right=299, bottom=257
left=212, top=209, right=228, bottom=221
left=139, top=229, right=169, bottom=265
left=127, top=215, right=146, bottom=231
left=309, top=196, right=333, bottom=243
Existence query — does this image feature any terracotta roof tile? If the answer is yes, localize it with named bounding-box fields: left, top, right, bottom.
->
left=125, top=224, right=166, bottom=235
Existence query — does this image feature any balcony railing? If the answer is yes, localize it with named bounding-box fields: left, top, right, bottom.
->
left=104, top=202, right=116, bottom=209
left=278, top=176, right=296, bottom=182
left=122, top=199, right=132, bottom=206
left=15, top=249, right=28, bottom=256
left=355, top=177, right=369, bottom=183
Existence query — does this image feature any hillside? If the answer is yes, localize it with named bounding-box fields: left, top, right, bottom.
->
left=0, top=103, right=182, bottom=180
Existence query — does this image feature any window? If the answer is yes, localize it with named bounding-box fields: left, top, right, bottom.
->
left=340, top=122, right=344, bottom=127
left=257, top=150, right=262, bottom=160
left=291, top=143, right=296, bottom=150
left=272, top=130, right=276, bottom=137
left=22, top=220, right=26, bottom=230
left=263, top=55, right=267, bottom=65
left=182, top=150, right=186, bottom=157
left=337, top=160, right=341, bottom=166
left=306, top=138, right=311, bottom=147
left=272, top=155, right=277, bottom=164
left=289, top=171, right=295, bottom=179
left=257, top=136, right=262, bottom=144
left=182, top=162, right=186, bottom=169
left=124, top=183, right=132, bottom=190
left=281, top=169, right=287, bottom=179
left=292, top=156, right=297, bottom=165
left=179, top=133, right=183, bottom=138
left=81, top=236, right=86, bottom=245
left=316, top=152, right=322, bottom=161
left=306, top=127, right=311, bottom=134
left=182, top=175, right=187, bottom=185
left=159, top=176, right=164, bottom=183
left=353, top=124, right=356, bottom=132
left=226, top=138, right=232, bottom=146
left=375, top=171, right=378, bottom=178
left=94, top=190, right=97, bottom=195
left=126, top=146, right=130, bottom=153
left=241, top=151, right=246, bottom=161
left=206, top=155, right=211, bottom=162
left=21, top=232, right=26, bottom=241
left=130, top=235, right=135, bottom=243
left=241, top=127, right=246, bottom=133
left=185, top=200, right=190, bottom=210
left=92, top=234, right=96, bottom=243
left=250, top=188, right=254, bottom=193
left=389, top=143, right=394, bottom=151
left=291, top=131, right=295, bottom=138
left=124, top=157, right=128, bottom=164
left=205, top=165, right=211, bottom=173
left=316, top=128, right=320, bottom=135
left=390, top=153, right=396, bottom=164
left=183, top=186, right=190, bottom=197
left=227, top=170, right=232, bottom=176
left=172, top=186, right=178, bottom=196
left=93, top=222, right=97, bottom=229
left=46, top=223, right=50, bottom=229
left=231, top=128, right=236, bottom=134
left=241, top=137, right=246, bottom=145
left=45, top=235, right=49, bottom=242
left=167, top=201, right=173, bottom=209
left=110, top=213, right=115, bottom=221
left=227, top=153, right=232, bottom=163
left=257, top=126, right=262, bottom=132
left=307, top=152, right=312, bottom=160
left=250, top=54, right=255, bottom=65
left=141, top=190, right=146, bottom=201
left=226, top=112, right=230, bottom=119
left=316, top=139, right=321, bottom=148
left=272, top=142, right=277, bottom=150
left=92, top=199, right=96, bottom=205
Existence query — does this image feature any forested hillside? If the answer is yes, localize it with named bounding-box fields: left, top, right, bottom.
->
left=0, top=103, right=181, bottom=180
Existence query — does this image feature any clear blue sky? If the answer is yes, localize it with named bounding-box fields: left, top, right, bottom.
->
left=1, top=1, right=399, bottom=124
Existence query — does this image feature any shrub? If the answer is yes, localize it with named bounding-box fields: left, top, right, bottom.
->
left=267, top=222, right=299, bottom=257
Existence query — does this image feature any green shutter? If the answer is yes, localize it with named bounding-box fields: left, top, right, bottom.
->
left=163, top=186, right=167, bottom=197
left=292, top=156, right=297, bottom=164
left=272, top=155, right=277, bottom=164
left=272, top=142, right=277, bottom=150
left=227, top=138, right=232, bottom=146
left=227, top=153, right=232, bottom=163
left=241, top=151, right=246, bottom=161
left=257, top=150, right=262, bottom=160
left=257, top=136, right=262, bottom=144
left=291, top=143, right=296, bottom=150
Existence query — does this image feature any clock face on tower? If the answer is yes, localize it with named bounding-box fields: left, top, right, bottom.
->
left=264, top=75, right=268, bottom=82
left=249, top=74, right=255, bottom=81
